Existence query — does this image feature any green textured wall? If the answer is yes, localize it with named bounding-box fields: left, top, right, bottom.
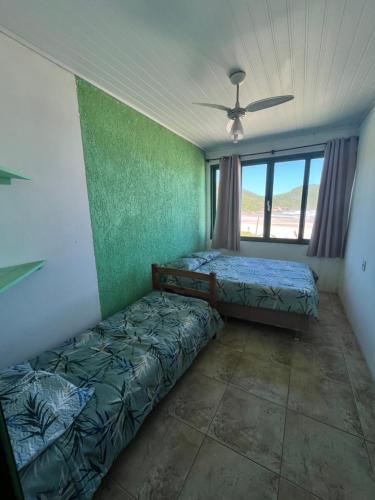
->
left=76, top=78, right=206, bottom=318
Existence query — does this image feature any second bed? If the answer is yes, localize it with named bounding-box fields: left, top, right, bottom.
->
left=153, top=252, right=319, bottom=334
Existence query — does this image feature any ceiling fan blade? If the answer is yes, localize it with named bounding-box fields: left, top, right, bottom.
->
left=193, top=102, right=230, bottom=112
left=246, top=95, right=294, bottom=112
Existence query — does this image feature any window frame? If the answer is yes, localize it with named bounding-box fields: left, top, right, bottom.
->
left=210, top=151, right=324, bottom=244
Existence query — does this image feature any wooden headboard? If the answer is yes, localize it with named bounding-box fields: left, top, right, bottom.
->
left=151, top=264, right=217, bottom=307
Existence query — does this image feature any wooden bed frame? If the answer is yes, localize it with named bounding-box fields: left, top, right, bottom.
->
left=151, top=264, right=310, bottom=336
left=152, top=264, right=217, bottom=307
left=215, top=301, right=309, bottom=335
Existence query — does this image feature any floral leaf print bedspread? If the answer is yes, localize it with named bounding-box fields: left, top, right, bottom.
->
left=167, top=255, right=319, bottom=318
left=5, top=291, right=222, bottom=499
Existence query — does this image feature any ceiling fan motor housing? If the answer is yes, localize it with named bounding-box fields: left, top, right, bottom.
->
left=227, top=108, right=246, bottom=120
left=229, top=70, right=246, bottom=86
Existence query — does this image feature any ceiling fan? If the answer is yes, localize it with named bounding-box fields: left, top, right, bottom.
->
left=193, top=70, right=294, bottom=143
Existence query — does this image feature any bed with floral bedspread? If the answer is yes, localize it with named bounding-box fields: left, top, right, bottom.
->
left=165, top=253, right=319, bottom=318
left=1, top=291, right=223, bottom=499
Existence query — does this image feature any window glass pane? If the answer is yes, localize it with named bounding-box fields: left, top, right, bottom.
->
left=270, top=159, right=305, bottom=239
left=241, top=164, right=267, bottom=238
left=304, top=157, right=324, bottom=239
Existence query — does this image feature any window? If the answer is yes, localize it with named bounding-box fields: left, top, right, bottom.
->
left=304, top=157, right=324, bottom=239
left=211, top=152, right=324, bottom=243
left=241, top=163, right=267, bottom=238
left=270, top=159, right=306, bottom=240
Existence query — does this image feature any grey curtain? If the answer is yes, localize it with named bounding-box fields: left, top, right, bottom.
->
left=307, top=136, right=358, bottom=258
left=212, top=155, right=242, bottom=251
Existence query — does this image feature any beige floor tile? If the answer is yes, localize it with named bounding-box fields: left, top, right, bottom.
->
left=159, top=370, right=226, bottom=432
left=345, top=355, right=374, bottom=391
left=292, top=342, right=349, bottom=384
left=317, top=292, right=333, bottom=306
left=179, top=437, right=278, bottom=500
left=282, top=411, right=375, bottom=500
left=367, top=441, right=375, bottom=473
left=353, top=385, right=375, bottom=443
left=317, top=305, right=340, bottom=327
left=278, top=478, right=321, bottom=500
left=94, top=477, right=134, bottom=500
left=319, top=293, right=348, bottom=323
left=110, top=410, right=203, bottom=499
left=193, top=341, right=240, bottom=383
left=217, top=319, right=251, bottom=351
left=318, top=297, right=349, bottom=324
left=208, top=385, right=285, bottom=473
left=244, top=325, right=294, bottom=366
left=341, top=330, right=364, bottom=359
left=302, top=321, right=343, bottom=351
left=345, top=356, right=375, bottom=442
left=288, top=368, right=362, bottom=435
left=231, top=351, right=290, bottom=405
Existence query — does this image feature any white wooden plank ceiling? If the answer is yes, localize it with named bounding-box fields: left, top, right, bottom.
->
left=1, top=0, right=374, bottom=151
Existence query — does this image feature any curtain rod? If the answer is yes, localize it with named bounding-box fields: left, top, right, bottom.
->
left=205, top=141, right=326, bottom=162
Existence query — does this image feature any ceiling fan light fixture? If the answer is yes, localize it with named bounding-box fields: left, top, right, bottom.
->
left=229, top=117, right=244, bottom=143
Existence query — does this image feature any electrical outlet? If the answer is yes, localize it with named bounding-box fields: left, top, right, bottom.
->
left=362, top=259, right=367, bottom=272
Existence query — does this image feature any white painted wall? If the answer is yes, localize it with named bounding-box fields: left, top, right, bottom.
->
left=0, top=33, right=101, bottom=369
left=339, top=106, right=375, bottom=379
left=206, top=125, right=359, bottom=292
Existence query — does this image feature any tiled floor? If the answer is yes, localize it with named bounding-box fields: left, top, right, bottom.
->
left=94, top=293, right=375, bottom=500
